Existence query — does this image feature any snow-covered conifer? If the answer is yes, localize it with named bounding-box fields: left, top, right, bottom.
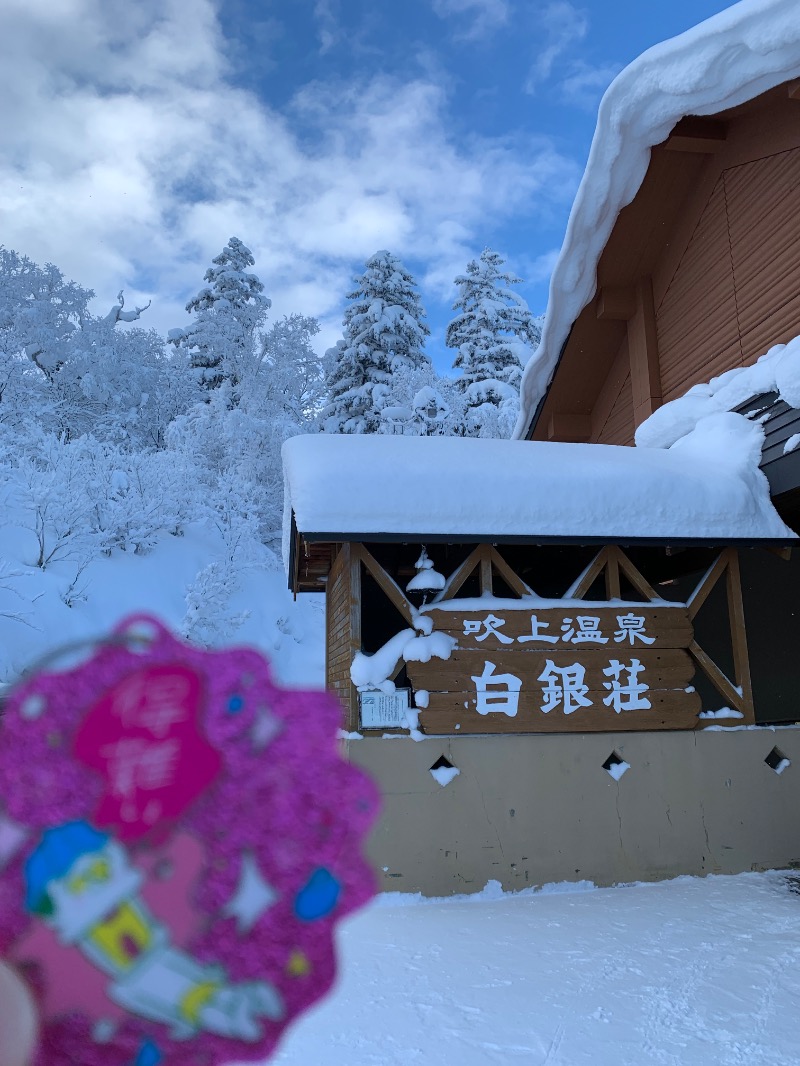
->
left=170, top=237, right=270, bottom=389
left=322, top=251, right=430, bottom=433
left=446, top=248, right=541, bottom=437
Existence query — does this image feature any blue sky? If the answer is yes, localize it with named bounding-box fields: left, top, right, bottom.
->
left=0, top=0, right=735, bottom=371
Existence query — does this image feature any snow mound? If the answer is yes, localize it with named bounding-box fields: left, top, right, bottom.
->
left=636, top=335, right=800, bottom=449
left=514, top=0, right=800, bottom=438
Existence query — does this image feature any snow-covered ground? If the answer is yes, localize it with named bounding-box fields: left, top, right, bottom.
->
left=266, top=871, right=800, bottom=1066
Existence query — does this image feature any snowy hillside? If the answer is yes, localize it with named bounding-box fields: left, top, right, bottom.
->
left=0, top=516, right=325, bottom=691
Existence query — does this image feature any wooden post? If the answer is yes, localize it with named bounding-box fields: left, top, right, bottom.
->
left=604, top=547, right=621, bottom=600
left=726, top=549, right=755, bottom=723
left=627, top=276, right=662, bottom=428
left=479, top=546, right=494, bottom=596
left=348, top=544, right=362, bottom=731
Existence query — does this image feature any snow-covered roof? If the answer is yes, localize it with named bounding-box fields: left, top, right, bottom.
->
left=282, top=428, right=794, bottom=562
left=514, top=0, right=800, bottom=439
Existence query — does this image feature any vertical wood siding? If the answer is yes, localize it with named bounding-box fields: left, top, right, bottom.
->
left=725, top=147, right=800, bottom=361
left=657, top=146, right=800, bottom=405
left=656, top=178, right=741, bottom=402
left=594, top=371, right=634, bottom=445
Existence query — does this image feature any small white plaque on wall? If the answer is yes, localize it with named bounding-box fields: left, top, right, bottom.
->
left=359, top=689, right=410, bottom=729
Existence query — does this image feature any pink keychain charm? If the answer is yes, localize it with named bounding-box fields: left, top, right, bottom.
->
left=0, top=615, right=379, bottom=1066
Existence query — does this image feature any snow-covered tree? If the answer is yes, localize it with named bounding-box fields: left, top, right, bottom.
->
left=0, top=247, right=92, bottom=375
left=259, top=314, right=324, bottom=430
left=169, top=237, right=270, bottom=389
left=48, top=320, right=199, bottom=448
left=322, top=250, right=430, bottom=433
left=446, top=248, right=542, bottom=437
left=372, top=361, right=467, bottom=437
left=0, top=247, right=189, bottom=445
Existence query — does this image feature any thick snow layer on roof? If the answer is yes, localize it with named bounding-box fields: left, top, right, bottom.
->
left=282, top=427, right=793, bottom=563
left=636, top=334, right=800, bottom=448
left=514, top=0, right=800, bottom=439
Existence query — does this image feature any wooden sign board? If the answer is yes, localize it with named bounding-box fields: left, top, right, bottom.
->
left=406, top=606, right=699, bottom=734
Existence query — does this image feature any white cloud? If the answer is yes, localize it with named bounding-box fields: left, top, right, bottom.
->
left=559, top=60, right=621, bottom=110
left=0, top=0, right=577, bottom=349
left=525, top=1, right=588, bottom=90
left=313, top=0, right=341, bottom=55
left=522, top=247, right=561, bottom=285
left=431, top=0, right=512, bottom=41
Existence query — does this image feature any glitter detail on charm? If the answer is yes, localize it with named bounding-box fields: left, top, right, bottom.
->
left=227, top=695, right=245, bottom=715
left=286, top=951, right=311, bottom=977
left=20, top=694, right=46, bottom=720
left=294, top=868, right=341, bottom=922
left=222, top=853, right=278, bottom=933
left=133, top=1039, right=162, bottom=1066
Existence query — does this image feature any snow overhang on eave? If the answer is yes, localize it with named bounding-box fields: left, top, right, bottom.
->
left=295, top=528, right=797, bottom=548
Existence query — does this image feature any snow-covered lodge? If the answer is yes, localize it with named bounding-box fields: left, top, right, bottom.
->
left=283, top=0, right=800, bottom=895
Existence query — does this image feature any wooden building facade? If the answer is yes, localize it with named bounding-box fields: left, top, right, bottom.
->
left=282, top=5, right=800, bottom=895
left=525, top=81, right=800, bottom=457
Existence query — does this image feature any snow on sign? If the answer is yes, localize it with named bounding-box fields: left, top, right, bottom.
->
left=360, top=689, right=410, bottom=730
left=405, top=607, right=700, bottom=733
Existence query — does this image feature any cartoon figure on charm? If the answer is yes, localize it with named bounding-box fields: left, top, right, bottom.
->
left=23, top=821, right=283, bottom=1041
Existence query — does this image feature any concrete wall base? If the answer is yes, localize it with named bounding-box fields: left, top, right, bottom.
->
left=346, top=728, right=800, bottom=896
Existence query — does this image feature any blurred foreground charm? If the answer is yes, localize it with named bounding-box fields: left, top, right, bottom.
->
left=0, top=614, right=379, bottom=1066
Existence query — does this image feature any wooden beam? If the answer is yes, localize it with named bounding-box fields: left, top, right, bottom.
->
left=478, top=545, right=494, bottom=596
left=627, top=276, right=662, bottom=428
left=614, top=546, right=660, bottom=602
left=663, top=117, right=728, bottom=153
left=604, top=547, right=621, bottom=599
left=433, top=546, right=483, bottom=602
left=689, top=640, right=746, bottom=715
left=788, top=80, right=800, bottom=101
left=292, top=521, right=301, bottom=599
left=546, top=411, right=592, bottom=442
left=687, top=551, right=728, bottom=620
left=348, top=543, right=362, bottom=731
left=596, top=286, right=636, bottom=321
left=566, top=547, right=611, bottom=599
left=766, top=545, right=792, bottom=561
left=488, top=547, right=536, bottom=598
left=356, top=544, right=415, bottom=625
left=726, top=550, right=754, bottom=723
